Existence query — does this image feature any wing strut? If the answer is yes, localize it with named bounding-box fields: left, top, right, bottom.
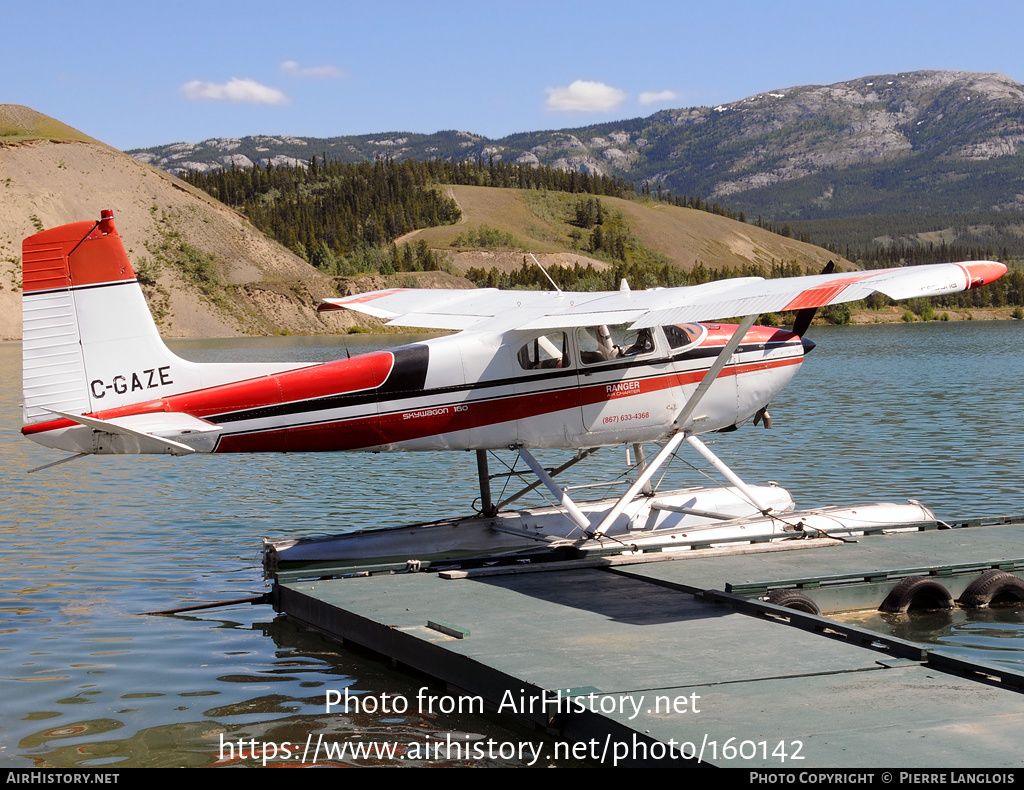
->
left=674, top=314, right=758, bottom=430
left=670, top=313, right=775, bottom=515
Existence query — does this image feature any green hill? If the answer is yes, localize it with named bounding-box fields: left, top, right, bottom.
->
left=411, top=185, right=842, bottom=276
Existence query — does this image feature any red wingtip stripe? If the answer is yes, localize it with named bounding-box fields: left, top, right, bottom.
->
left=334, top=288, right=409, bottom=305
left=782, top=274, right=875, bottom=311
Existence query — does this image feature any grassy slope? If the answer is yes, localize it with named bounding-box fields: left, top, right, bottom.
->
left=406, top=185, right=850, bottom=273
left=0, top=105, right=103, bottom=145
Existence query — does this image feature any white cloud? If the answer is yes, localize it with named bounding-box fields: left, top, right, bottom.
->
left=639, top=89, right=679, bottom=106
left=280, top=60, right=345, bottom=79
left=180, top=78, right=288, bottom=105
left=545, top=80, right=626, bottom=113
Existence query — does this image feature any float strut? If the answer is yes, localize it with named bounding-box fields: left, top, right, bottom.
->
left=633, top=443, right=653, bottom=495
left=516, top=447, right=592, bottom=531
left=495, top=448, right=598, bottom=511
left=589, top=432, right=686, bottom=539
left=476, top=450, right=497, bottom=517
left=684, top=433, right=774, bottom=515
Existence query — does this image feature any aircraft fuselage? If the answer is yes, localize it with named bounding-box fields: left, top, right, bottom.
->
left=24, top=321, right=806, bottom=455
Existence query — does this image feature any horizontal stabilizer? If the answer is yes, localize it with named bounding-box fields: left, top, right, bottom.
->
left=43, top=409, right=222, bottom=455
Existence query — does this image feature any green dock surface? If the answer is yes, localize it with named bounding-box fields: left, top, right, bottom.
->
left=272, top=521, right=1024, bottom=768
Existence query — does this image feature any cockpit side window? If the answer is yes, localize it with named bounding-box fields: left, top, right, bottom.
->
left=578, top=325, right=655, bottom=365
left=664, top=323, right=705, bottom=350
left=517, top=332, right=568, bottom=370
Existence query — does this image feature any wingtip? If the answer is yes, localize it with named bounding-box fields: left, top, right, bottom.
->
left=964, top=261, right=1008, bottom=289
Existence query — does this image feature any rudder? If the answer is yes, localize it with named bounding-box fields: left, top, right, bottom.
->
left=22, top=210, right=192, bottom=424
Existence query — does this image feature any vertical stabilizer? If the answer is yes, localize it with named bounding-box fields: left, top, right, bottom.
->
left=22, top=210, right=158, bottom=423
left=22, top=211, right=310, bottom=430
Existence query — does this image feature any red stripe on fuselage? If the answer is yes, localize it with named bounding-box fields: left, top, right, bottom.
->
left=209, top=353, right=803, bottom=453
left=168, top=351, right=393, bottom=420
left=22, top=351, right=396, bottom=439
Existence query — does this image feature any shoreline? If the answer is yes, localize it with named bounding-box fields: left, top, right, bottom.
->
left=848, top=306, right=1022, bottom=324
left=2, top=303, right=1024, bottom=342
left=2, top=306, right=1022, bottom=344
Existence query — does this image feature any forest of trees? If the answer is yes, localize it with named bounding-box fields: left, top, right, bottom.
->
left=185, top=157, right=633, bottom=261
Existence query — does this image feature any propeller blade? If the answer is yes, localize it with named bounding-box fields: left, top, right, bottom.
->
left=790, top=260, right=836, bottom=337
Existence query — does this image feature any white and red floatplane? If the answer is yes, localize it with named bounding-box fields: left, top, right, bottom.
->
left=20, top=211, right=1008, bottom=567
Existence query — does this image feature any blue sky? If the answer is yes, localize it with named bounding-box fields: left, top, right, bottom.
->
left=5, top=0, right=1024, bottom=151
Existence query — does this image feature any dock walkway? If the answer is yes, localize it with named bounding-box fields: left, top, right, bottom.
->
left=271, top=520, right=1024, bottom=767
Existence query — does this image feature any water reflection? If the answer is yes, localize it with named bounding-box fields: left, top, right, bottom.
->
left=2, top=321, right=1024, bottom=766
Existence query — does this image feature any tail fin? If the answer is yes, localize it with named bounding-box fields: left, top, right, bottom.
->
left=22, top=211, right=299, bottom=428
left=22, top=210, right=191, bottom=424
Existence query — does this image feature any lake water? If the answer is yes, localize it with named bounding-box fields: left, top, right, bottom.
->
left=2, top=320, right=1023, bottom=767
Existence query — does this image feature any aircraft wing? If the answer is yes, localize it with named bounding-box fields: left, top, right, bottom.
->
left=630, top=261, right=1007, bottom=328
left=319, top=261, right=1007, bottom=330
left=319, top=287, right=522, bottom=329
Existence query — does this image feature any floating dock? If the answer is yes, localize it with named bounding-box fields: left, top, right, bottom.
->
left=267, top=516, right=1024, bottom=768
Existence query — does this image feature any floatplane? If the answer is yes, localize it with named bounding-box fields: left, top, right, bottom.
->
left=20, top=211, right=1008, bottom=570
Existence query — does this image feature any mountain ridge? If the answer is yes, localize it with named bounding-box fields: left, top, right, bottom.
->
left=128, top=70, right=1024, bottom=249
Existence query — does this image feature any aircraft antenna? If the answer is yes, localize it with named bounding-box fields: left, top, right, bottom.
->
left=529, top=253, right=562, bottom=293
